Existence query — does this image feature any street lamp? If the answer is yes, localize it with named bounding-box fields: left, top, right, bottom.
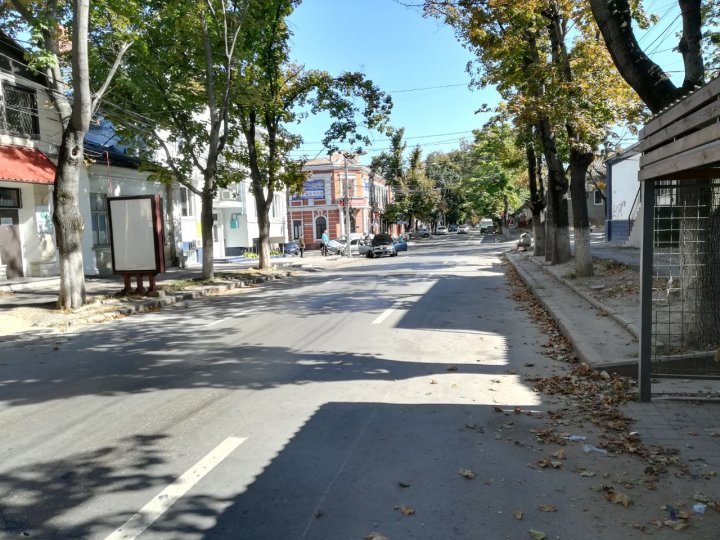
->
left=342, top=150, right=363, bottom=257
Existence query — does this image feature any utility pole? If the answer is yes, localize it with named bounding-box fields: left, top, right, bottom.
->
left=343, top=153, right=353, bottom=258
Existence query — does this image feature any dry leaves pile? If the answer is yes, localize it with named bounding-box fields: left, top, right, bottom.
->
left=528, top=364, right=681, bottom=471
left=505, top=263, right=577, bottom=364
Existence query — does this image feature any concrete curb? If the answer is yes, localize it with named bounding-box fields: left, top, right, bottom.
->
left=506, top=254, right=638, bottom=376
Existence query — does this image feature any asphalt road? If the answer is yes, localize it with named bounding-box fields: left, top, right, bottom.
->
left=0, top=232, right=679, bottom=539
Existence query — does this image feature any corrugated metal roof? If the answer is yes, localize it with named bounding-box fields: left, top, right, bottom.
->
left=0, top=145, right=56, bottom=184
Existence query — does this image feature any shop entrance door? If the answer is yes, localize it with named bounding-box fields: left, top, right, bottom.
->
left=0, top=209, right=23, bottom=278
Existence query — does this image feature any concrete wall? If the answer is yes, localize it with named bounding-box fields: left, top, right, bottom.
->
left=609, top=154, right=640, bottom=221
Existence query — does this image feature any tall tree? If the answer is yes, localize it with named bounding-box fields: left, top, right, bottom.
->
left=107, top=0, right=250, bottom=280
left=426, top=0, right=641, bottom=273
left=230, top=0, right=391, bottom=269
left=588, top=0, right=705, bottom=114
left=588, top=0, right=719, bottom=347
left=1, top=0, right=136, bottom=308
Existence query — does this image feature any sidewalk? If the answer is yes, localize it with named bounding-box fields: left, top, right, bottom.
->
left=504, top=239, right=720, bottom=479
left=0, top=250, right=353, bottom=341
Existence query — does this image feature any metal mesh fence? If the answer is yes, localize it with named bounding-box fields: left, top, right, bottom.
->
left=651, top=178, right=720, bottom=377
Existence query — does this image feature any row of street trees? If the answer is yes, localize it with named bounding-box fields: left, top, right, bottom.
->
left=369, top=124, right=527, bottom=231
left=423, top=0, right=717, bottom=277
left=0, top=0, right=391, bottom=308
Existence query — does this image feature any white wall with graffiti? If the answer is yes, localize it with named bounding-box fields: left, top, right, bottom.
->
left=605, top=146, right=640, bottom=242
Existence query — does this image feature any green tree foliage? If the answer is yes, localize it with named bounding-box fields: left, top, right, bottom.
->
left=106, top=0, right=254, bottom=279
left=371, top=129, right=438, bottom=228
left=426, top=0, right=642, bottom=273
left=229, top=0, right=392, bottom=268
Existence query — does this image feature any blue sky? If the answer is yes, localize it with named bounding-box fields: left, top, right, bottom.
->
left=286, top=0, right=686, bottom=164
left=286, top=0, right=498, bottom=163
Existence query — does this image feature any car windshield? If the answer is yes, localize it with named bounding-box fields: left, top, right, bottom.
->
left=372, top=234, right=393, bottom=246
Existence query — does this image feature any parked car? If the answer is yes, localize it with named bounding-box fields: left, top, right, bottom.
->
left=284, top=241, right=300, bottom=256
left=457, top=224, right=470, bottom=234
left=367, top=233, right=397, bottom=258
left=326, top=239, right=346, bottom=255
left=393, top=236, right=408, bottom=252
left=448, top=224, right=458, bottom=233
left=410, top=228, right=430, bottom=239
left=436, top=225, right=448, bottom=235
left=480, top=218, right=494, bottom=233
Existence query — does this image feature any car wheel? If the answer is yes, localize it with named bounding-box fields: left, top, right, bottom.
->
left=391, top=251, right=397, bottom=257
left=367, top=252, right=374, bottom=258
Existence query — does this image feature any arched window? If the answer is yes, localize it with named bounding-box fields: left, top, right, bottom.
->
left=315, top=216, right=327, bottom=239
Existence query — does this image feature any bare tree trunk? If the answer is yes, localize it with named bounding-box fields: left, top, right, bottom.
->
left=537, top=117, right=570, bottom=264
left=678, top=182, right=720, bottom=349
left=257, top=205, right=272, bottom=269
left=165, top=182, right=177, bottom=266
left=569, top=146, right=595, bottom=277
left=527, top=139, right=545, bottom=257
left=200, top=186, right=214, bottom=280
left=53, top=0, right=92, bottom=309
left=587, top=0, right=703, bottom=113
left=53, top=128, right=87, bottom=309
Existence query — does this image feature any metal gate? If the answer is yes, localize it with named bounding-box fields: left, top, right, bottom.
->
left=649, top=179, right=720, bottom=378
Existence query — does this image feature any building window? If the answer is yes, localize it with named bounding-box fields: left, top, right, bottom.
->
left=0, top=187, right=21, bottom=208
left=90, top=193, right=109, bottom=247
left=271, top=194, right=282, bottom=218
left=0, top=83, right=39, bottom=137
left=594, top=190, right=604, bottom=205
left=293, top=220, right=302, bottom=239
left=315, top=216, right=327, bottom=239
left=179, top=186, right=194, bottom=217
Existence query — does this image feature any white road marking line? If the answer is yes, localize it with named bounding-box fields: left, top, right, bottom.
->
left=372, top=308, right=396, bottom=325
left=104, top=436, right=247, bottom=540
left=204, top=309, right=256, bottom=326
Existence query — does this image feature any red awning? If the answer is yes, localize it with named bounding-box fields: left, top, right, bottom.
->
left=0, top=145, right=56, bottom=184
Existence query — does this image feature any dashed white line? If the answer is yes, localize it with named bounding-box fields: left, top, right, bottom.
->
left=372, top=308, right=396, bottom=325
left=204, top=318, right=228, bottom=327
left=104, top=436, right=247, bottom=540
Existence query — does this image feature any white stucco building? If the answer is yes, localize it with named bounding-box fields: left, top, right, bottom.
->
left=605, top=144, right=641, bottom=244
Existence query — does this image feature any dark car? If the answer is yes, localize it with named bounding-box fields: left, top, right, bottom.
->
left=448, top=224, right=458, bottom=233
left=367, top=233, right=397, bottom=258
left=283, top=241, right=300, bottom=256
left=394, top=236, right=408, bottom=252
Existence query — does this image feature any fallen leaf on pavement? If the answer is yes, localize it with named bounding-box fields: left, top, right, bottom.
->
left=398, top=481, right=410, bottom=488
left=537, top=458, right=550, bottom=468
left=514, top=510, right=523, bottom=520
left=458, top=469, right=476, bottom=480
left=447, top=365, right=458, bottom=371
left=430, top=379, right=438, bottom=385
left=399, top=505, right=415, bottom=515
left=663, top=520, right=689, bottom=531
left=365, top=533, right=389, bottom=540
left=538, top=505, right=557, bottom=512
left=529, top=530, right=546, bottom=540
left=694, top=491, right=711, bottom=503
left=579, top=471, right=596, bottom=477
left=550, top=460, right=562, bottom=469
left=603, top=487, right=632, bottom=508
left=551, top=448, right=566, bottom=460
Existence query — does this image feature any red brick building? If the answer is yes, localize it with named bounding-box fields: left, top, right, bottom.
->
left=288, top=153, right=398, bottom=249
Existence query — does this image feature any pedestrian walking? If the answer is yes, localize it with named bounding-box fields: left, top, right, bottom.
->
left=321, top=229, right=329, bottom=256
left=299, top=237, right=305, bottom=258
